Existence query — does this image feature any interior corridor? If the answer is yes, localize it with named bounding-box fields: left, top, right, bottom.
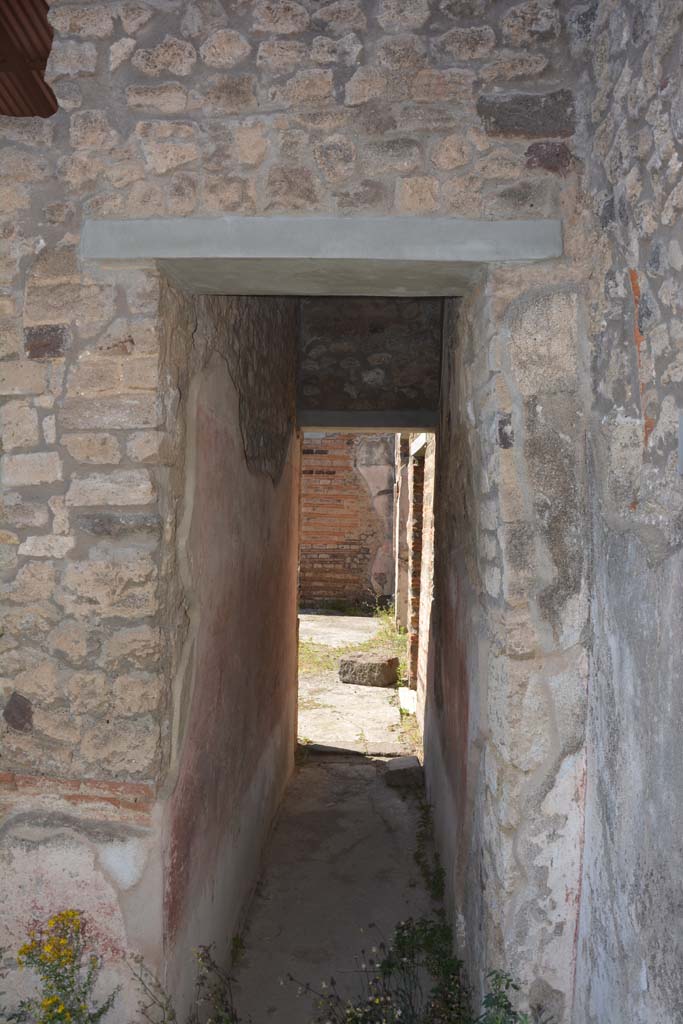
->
left=235, top=420, right=431, bottom=1019
left=234, top=753, right=433, bottom=1022
left=3, top=4, right=681, bottom=1014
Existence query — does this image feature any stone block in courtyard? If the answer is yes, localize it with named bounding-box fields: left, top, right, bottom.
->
left=339, top=651, right=399, bottom=687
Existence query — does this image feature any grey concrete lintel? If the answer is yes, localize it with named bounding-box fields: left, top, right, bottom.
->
left=81, top=216, right=563, bottom=297
left=297, top=410, right=437, bottom=432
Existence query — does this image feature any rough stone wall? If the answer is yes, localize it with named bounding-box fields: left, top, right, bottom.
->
left=0, top=265, right=300, bottom=1010
left=299, top=431, right=394, bottom=606
left=4, top=0, right=579, bottom=229
left=574, top=3, right=683, bottom=1021
left=425, top=174, right=593, bottom=1018
left=0, top=253, right=163, bottom=782
left=0, top=249, right=165, bottom=1015
left=299, top=298, right=442, bottom=414
left=0, top=254, right=166, bottom=1011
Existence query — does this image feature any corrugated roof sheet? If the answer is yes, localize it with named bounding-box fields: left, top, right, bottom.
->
left=0, top=0, right=57, bottom=118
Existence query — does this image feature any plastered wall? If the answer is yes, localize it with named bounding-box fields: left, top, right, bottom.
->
left=425, top=225, right=593, bottom=1022
left=0, top=273, right=301, bottom=1012
left=158, top=284, right=300, bottom=1009
left=576, top=2, right=683, bottom=1020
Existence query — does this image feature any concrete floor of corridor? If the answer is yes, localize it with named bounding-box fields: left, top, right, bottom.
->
left=234, top=755, right=434, bottom=1022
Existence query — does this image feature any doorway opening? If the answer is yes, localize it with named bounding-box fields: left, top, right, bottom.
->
left=292, top=292, right=442, bottom=759
left=298, top=429, right=404, bottom=757
left=156, top=285, right=445, bottom=1008
left=296, top=423, right=439, bottom=761
left=56, top=202, right=582, bottom=1017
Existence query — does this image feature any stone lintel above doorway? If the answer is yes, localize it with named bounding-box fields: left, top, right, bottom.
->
left=297, top=410, right=438, bottom=432
left=81, top=216, right=563, bottom=297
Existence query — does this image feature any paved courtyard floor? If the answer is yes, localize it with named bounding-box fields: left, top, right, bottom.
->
left=298, top=611, right=383, bottom=647
left=297, top=613, right=410, bottom=756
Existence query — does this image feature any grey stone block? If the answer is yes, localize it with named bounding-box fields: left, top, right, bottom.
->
left=477, top=89, right=575, bottom=138
left=339, top=650, right=399, bottom=687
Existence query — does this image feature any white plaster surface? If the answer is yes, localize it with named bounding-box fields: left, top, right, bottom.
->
left=0, top=826, right=150, bottom=1019
left=97, top=836, right=149, bottom=891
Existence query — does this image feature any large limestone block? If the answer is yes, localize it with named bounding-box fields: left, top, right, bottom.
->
left=0, top=401, right=40, bottom=449
left=1, top=452, right=62, bottom=486
left=339, top=650, right=399, bottom=687
left=57, top=554, right=157, bottom=619
left=65, top=470, right=154, bottom=507
left=507, top=291, right=579, bottom=395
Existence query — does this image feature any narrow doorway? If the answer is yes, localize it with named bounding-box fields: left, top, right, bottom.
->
left=232, top=291, right=443, bottom=1021
left=297, top=429, right=416, bottom=757
left=235, top=424, right=439, bottom=1023
left=68, top=208, right=584, bottom=1017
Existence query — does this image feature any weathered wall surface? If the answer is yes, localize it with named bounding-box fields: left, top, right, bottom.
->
left=0, top=252, right=166, bottom=1011
left=575, top=3, right=683, bottom=1021
left=299, top=298, right=442, bottom=413
left=158, top=283, right=300, bottom=1009
left=299, top=431, right=394, bottom=606
left=0, top=270, right=300, bottom=1009
left=4, top=0, right=577, bottom=230
left=425, top=206, right=593, bottom=1021
left=1, top=253, right=163, bottom=781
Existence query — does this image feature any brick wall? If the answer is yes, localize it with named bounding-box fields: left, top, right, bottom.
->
left=299, top=432, right=394, bottom=607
